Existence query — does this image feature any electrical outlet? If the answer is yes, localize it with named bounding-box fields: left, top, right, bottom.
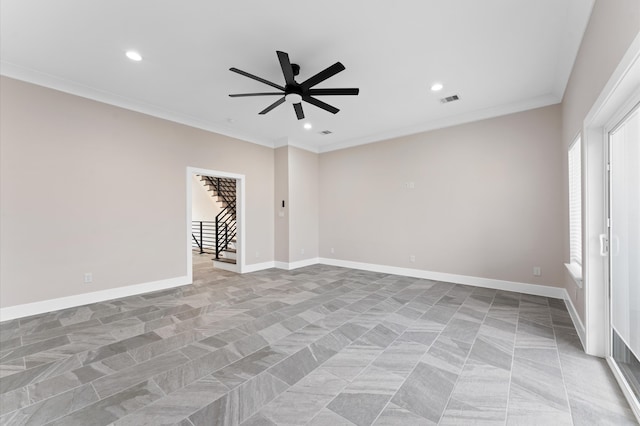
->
left=84, top=273, right=93, bottom=283
left=410, top=255, right=416, bottom=262
left=533, top=266, right=541, bottom=277
left=255, top=251, right=260, bottom=258
left=301, top=248, right=305, bottom=255
left=330, top=248, right=335, bottom=254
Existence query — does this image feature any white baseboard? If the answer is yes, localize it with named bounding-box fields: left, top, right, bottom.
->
left=242, top=257, right=566, bottom=299
left=242, top=261, right=275, bottom=273
left=318, top=258, right=567, bottom=299
left=0, top=275, right=191, bottom=322
left=274, top=258, right=321, bottom=271
left=563, top=288, right=587, bottom=350
left=0, top=258, right=572, bottom=322
left=273, top=261, right=289, bottom=270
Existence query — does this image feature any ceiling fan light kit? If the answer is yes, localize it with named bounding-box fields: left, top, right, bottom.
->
left=285, top=93, right=302, bottom=104
left=229, top=51, right=359, bottom=120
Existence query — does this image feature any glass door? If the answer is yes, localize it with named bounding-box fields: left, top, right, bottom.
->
left=608, top=102, right=640, bottom=410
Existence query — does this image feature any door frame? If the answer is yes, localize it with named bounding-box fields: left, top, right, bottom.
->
left=604, top=98, right=640, bottom=419
left=186, top=167, right=246, bottom=280
left=583, top=33, right=640, bottom=419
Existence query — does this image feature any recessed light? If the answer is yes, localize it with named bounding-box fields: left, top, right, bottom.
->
left=303, top=123, right=312, bottom=130
left=126, top=50, right=142, bottom=62
left=430, top=83, right=444, bottom=92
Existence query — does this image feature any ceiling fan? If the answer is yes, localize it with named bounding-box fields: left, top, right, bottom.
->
left=229, top=51, right=359, bottom=120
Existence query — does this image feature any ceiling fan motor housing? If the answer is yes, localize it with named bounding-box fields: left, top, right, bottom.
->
left=285, top=84, right=303, bottom=95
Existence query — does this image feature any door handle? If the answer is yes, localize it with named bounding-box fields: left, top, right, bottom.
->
left=599, top=234, right=609, bottom=256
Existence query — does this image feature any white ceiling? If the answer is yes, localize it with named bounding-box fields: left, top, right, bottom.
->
left=0, top=0, right=594, bottom=152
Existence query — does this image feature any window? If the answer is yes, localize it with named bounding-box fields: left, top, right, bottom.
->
left=568, top=136, right=582, bottom=269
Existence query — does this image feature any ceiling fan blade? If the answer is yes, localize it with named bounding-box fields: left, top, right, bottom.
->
left=230, top=67, right=285, bottom=91
left=259, top=97, right=286, bottom=115
left=277, top=51, right=296, bottom=86
left=300, top=62, right=346, bottom=90
left=302, top=95, right=339, bottom=114
left=308, top=88, right=359, bottom=96
left=293, top=103, right=305, bottom=120
left=229, top=92, right=283, bottom=97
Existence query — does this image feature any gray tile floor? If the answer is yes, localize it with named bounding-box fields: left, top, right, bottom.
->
left=0, top=254, right=637, bottom=425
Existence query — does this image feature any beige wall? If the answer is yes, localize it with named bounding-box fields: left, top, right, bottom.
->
left=0, top=76, right=274, bottom=308
left=319, top=105, right=564, bottom=287
left=273, top=146, right=319, bottom=264
left=288, top=146, right=319, bottom=262
left=274, top=147, right=289, bottom=263
left=561, top=0, right=640, bottom=320
left=191, top=175, right=220, bottom=222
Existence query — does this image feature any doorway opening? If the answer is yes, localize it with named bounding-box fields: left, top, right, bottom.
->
left=186, top=167, right=245, bottom=281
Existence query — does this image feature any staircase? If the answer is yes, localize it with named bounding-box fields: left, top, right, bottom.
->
left=193, top=175, right=237, bottom=266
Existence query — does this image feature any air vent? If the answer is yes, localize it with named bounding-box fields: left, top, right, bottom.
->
left=319, top=130, right=333, bottom=135
left=440, top=94, right=460, bottom=104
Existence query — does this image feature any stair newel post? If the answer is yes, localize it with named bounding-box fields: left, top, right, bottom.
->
left=199, top=221, right=204, bottom=254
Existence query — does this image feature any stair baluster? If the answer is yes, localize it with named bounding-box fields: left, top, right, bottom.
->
left=200, top=175, right=237, bottom=264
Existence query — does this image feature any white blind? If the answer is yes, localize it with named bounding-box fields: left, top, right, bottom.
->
left=568, top=138, right=582, bottom=265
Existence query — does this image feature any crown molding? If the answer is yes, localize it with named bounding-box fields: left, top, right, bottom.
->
left=317, top=93, right=562, bottom=153
left=2, top=61, right=561, bottom=156
left=273, top=137, right=320, bottom=154
left=0, top=61, right=275, bottom=150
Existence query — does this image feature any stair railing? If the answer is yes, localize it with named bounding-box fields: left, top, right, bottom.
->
left=203, top=176, right=237, bottom=260
left=204, top=176, right=236, bottom=217
left=214, top=212, right=237, bottom=260
left=191, top=220, right=216, bottom=254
